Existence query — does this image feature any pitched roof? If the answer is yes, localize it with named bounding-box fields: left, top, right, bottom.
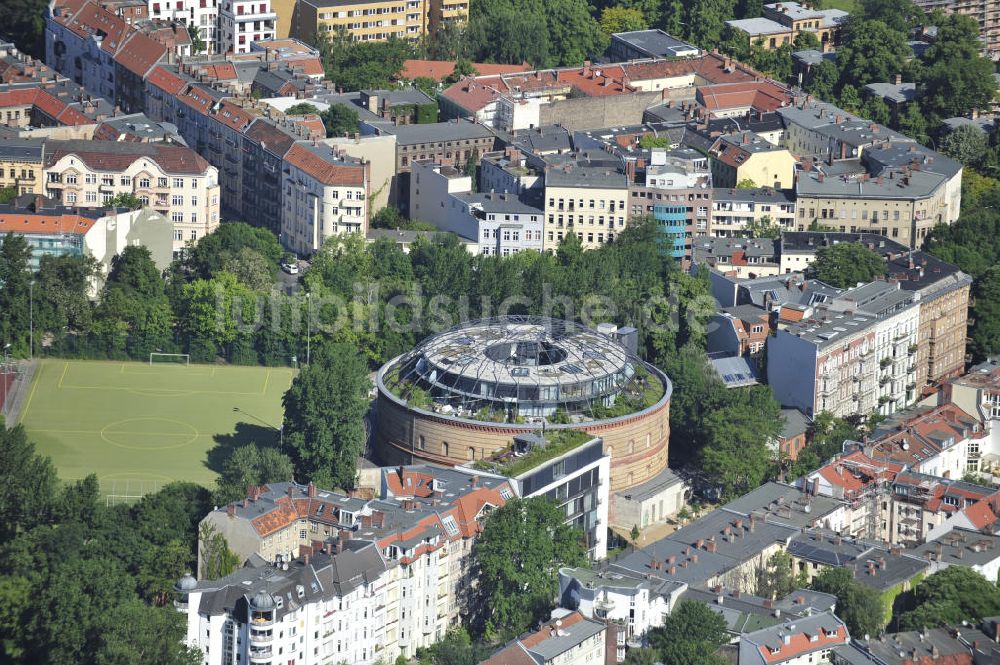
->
left=45, top=141, right=213, bottom=174
left=0, top=212, right=98, bottom=235
left=113, top=31, right=166, bottom=77
left=146, top=66, right=186, bottom=94
left=244, top=118, right=296, bottom=156
left=283, top=142, right=366, bottom=186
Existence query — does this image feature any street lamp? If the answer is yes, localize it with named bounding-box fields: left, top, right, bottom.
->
left=305, top=292, right=311, bottom=366
left=29, top=280, right=34, bottom=362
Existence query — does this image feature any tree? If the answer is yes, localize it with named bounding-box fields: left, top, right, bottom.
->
left=599, top=6, right=647, bottom=36
left=758, top=550, right=805, bottom=599
left=473, top=497, right=587, bottom=640
left=282, top=343, right=370, bottom=489
left=648, top=601, right=730, bottom=665
left=182, top=222, right=284, bottom=280
left=0, top=426, right=56, bottom=541
left=858, top=0, right=922, bottom=32
left=810, top=242, right=886, bottom=288
left=736, top=178, right=757, bottom=189
left=897, top=567, right=1000, bottom=630
left=804, top=60, right=839, bottom=100
left=285, top=102, right=321, bottom=116
left=94, top=600, right=201, bottom=665
left=34, top=254, right=99, bottom=338
left=215, top=444, right=295, bottom=504
left=371, top=206, right=437, bottom=231
left=419, top=627, right=492, bottom=665
left=108, top=192, right=143, bottom=210
left=187, top=24, right=206, bottom=54
left=445, top=59, right=477, bottom=85
left=686, top=0, right=738, bottom=50
left=939, top=125, right=989, bottom=166
left=221, top=247, right=277, bottom=292
left=316, top=30, right=414, bottom=90
left=0, top=233, right=32, bottom=355
left=969, top=266, right=1000, bottom=361
left=700, top=385, right=783, bottom=499
left=465, top=0, right=607, bottom=68
left=749, top=42, right=792, bottom=81
left=623, top=648, right=660, bottom=665
left=812, top=567, right=885, bottom=637
left=0, top=186, right=18, bottom=204
left=837, top=20, right=911, bottom=87
left=861, top=96, right=892, bottom=128
left=745, top=214, right=782, bottom=239
left=96, top=246, right=173, bottom=359
left=198, top=522, right=240, bottom=579
left=0, top=0, right=48, bottom=57
left=320, top=104, right=360, bottom=138
left=919, top=14, right=997, bottom=119
left=793, top=30, right=821, bottom=50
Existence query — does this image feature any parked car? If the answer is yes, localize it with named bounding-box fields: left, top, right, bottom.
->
left=282, top=262, right=299, bottom=275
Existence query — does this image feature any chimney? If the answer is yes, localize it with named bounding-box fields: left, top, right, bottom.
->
left=243, top=498, right=248, bottom=508
left=304, top=553, right=310, bottom=566
left=470, top=475, right=479, bottom=488
left=287, top=485, right=295, bottom=499
left=307, top=482, right=316, bottom=497
left=894, top=73, right=902, bottom=85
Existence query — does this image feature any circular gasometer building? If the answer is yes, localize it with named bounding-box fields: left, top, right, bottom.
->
left=374, top=316, right=672, bottom=492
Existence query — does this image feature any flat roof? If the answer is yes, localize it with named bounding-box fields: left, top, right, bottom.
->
left=611, top=29, right=700, bottom=58
left=726, top=17, right=794, bottom=35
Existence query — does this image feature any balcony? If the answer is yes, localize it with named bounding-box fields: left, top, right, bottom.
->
left=249, top=630, right=272, bottom=644
left=249, top=646, right=273, bottom=662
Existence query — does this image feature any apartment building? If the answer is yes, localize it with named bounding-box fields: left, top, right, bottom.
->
left=727, top=2, right=848, bottom=51
left=769, top=308, right=880, bottom=419
left=887, top=250, right=972, bottom=388
left=199, top=474, right=513, bottom=658
left=710, top=187, right=796, bottom=238
left=175, top=543, right=397, bottom=665
left=740, top=612, right=850, bottom=665
left=778, top=231, right=908, bottom=274
left=694, top=237, right=781, bottom=278
left=149, top=0, right=220, bottom=53
left=630, top=148, right=712, bottom=261
left=42, top=140, right=220, bottom=253
left=0, top=139, right=45, bottom=195
left=280, top=141, right=368, bottom=255
left=710, top=131, right=797, bottom=190
left=768, top=281, right=921, bottom=418
left=544, top=156, right=629, bottom=251
left=483, top=610, right=612, bottom=665
left=0, top=198, right=173, bottom=280
left=292, top=0, right=466, bottom=44
left=408, top=160, right=544, bottom=256
left=218, top=0, right=276, bottom=54
left=242, top=118, right=296, bottom=236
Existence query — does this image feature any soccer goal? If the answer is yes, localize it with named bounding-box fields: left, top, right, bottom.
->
left=150, top=352, right=190, bottom=366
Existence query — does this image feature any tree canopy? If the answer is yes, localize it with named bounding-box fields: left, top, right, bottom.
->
left=897, top=567, right=1000, bottom=630
left=647, top=601, right=731, bottom=665
left=811, top=567, right=885, bottom=637
left=472, top=497, right=587, bottom=640
left=465, top=0, right=607, bottom=68
left=281, top=343, right=370, bottom=489
left=810, top=242, right=886, bottom=288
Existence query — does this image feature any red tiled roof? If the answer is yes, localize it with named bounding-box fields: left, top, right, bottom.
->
left=697, top=80, right=793, bottom=113
left=286, top=57, right=325, bottom=77
left=59, top=1, right=129, bottom=55
left=176, top=85, right=214, bottom=115
left=758, top=625, right=847, bottom=663
left=283, top=143, right=365, bottom=187
left=113, top=31, right=166, bottom=77
left=213, top=100, right=255, bottom=132
left=400, top=59, right=531, bottom=81
left=200, top=63, right=238, bottom=81
left=0, top=213, right=97, bottom=235
left=964, top=500, right=998, bottom=530
left=146, top=66, right=186, bottom=95
left=0, top=88, right=92, bottom=126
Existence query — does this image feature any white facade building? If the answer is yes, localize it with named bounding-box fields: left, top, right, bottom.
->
left=176, top=543, right=398, bottom=665
left=281, top=142, right=368, bottom=255
left=149, top=0, right=220, bottom=53
left=218, top=0, right=276, bottom=54
left=409, top=159, right=544, bottom=256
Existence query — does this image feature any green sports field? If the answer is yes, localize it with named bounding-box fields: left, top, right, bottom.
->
left=18, top=359, right=296, bottom=499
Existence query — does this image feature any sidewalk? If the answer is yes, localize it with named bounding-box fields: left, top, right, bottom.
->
left=2, top=360, right=37, bottom=427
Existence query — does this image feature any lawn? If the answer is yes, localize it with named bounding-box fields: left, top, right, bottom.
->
left=18, top=359, right=295, bottom=500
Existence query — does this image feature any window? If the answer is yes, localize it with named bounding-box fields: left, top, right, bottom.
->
left=66, top=192, right=77, bottom=203
left=66, top=174, right=78, bottom=185
left=171, top=195, right=183, bottom=206
left=139, top=177, right=150, bottom=189
left=158, top=177, right=168, bottom=188
left=173, top=177, right=184, bottom=188
left=171, top=212, right=183, bottom=222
